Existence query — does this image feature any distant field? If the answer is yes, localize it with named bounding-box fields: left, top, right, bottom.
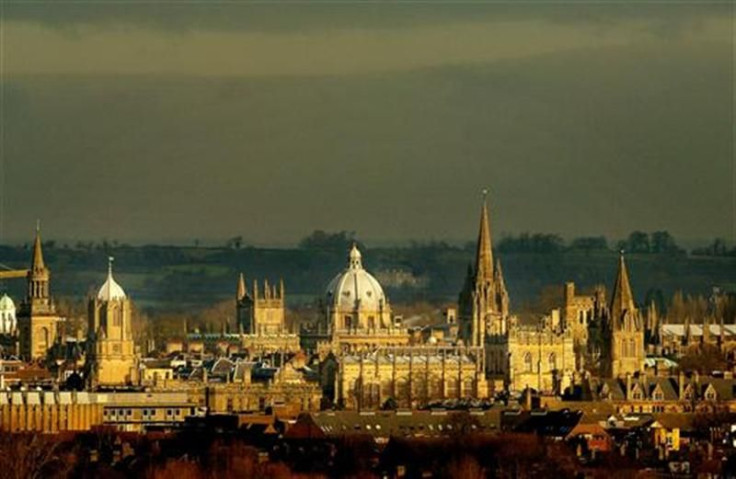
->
left=1, top=244, right=734, bottom=314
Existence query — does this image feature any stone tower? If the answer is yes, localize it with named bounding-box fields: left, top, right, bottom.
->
left=601, top=252, right=644, bottom=378
left=458, top=193, right=510, bottom=347
left=87, top=258, right=138, bottom=386
left=17, top=227, right=63, bottom=360
left=236, top=273, right=286, bottom=335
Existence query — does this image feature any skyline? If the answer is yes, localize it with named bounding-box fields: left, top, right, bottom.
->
left=0, top=3, right=733, bottom=245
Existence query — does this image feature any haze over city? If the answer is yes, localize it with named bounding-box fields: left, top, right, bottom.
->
left=1, top=2, right=732, bottom=245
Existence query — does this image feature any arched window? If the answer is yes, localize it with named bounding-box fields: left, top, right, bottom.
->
left=524, top=352, right=533, bottom=373
left=548, top=353, right=557, bottom=371
left=629, top=339, right=636, bottom=357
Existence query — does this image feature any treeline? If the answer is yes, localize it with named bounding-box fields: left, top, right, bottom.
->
left=496, top=230, right=685, bottom=255
left=692, top=238, right=736, bottom=257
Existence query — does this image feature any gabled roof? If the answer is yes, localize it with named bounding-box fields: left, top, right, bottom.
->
left=648, top=378, right=679, bottom=401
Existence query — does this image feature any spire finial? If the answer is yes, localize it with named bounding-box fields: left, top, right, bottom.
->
left=36, top=219, right=40, bottom=233
left=108, top=256, right=114, bottom=277
left=482, top=188, right=488, bottom=200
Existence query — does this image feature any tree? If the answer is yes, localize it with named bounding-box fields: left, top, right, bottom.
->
left=650, top=231, right=681, bottom=255
left=226, top=236, right=243, bottom=250
left=625, top=231, right=650, bottom=253
left=0, top=434, right=74, bottom=479
left=298, top=230, right=357, bottom=252
left=569, top=236, right=608, bottom=253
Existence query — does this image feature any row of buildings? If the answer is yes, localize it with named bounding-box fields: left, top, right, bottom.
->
left=0, top=196, right=734, bottom=431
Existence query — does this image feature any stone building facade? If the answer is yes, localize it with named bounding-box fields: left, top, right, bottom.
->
left=505, top=316, right=575, bottom=393
left=563, top=282, right=606, bottom=369
left=0, top=294, right=17, bottom=336
left=234, top=274, right=300, bottom=353
left=336, top=346, right=487, bottom=410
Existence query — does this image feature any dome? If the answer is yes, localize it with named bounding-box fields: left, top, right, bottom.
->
left=97, top=258, right=126, bottom=301
left=325, top=244, right=387, bottom=313
left=0, top=294, right=15, bottom=311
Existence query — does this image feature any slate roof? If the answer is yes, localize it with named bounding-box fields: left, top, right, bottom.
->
left=293, top=409, right=502, bottom=439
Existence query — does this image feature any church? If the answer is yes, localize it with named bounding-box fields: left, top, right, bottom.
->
left=458, top=194, right=575, bottom=394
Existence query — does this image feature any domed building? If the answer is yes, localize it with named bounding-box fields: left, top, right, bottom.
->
left=302, top=245, right=488, bottom=409
left=325, top=244, right=393, bottom=334
left=0, top=294, right=16, bottom=335
left=301, top=244, right=409, bottom=353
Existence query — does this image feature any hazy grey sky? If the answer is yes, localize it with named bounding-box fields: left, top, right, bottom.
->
left=1, top=2, right=733, bottom=245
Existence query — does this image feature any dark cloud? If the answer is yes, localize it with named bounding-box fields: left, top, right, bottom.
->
left=4, top=34, right=731, bottom=245
left=5, top=1, right=727, bottom=37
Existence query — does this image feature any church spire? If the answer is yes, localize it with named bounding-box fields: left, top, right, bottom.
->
left=31, top=222, right=46, bottom=273
left=237, top=273, right=247, bottom=301
left=27, top=222, right=51, bottom=303
left=610, top=251, right=636, bottom=327
left=474, top=189, right=493, bottom=283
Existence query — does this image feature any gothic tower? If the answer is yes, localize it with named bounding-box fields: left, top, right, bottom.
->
left=601, top=252, right=644, bottom=377
left=236, top=273, right=286, bottom=335
left=87, top=258, right=138, bottom=386
left=17, top=227, right=63, bottom=360
left=458, top=193, right=510, bottom=347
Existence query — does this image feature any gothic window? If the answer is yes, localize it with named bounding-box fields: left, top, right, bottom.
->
left=548, top=353, right=557, bottom=371
left=524, top=352, right=533, bottom=373
left=629, top=339, right=636, bottom=357
left=344, top=316, right=352, bottom=330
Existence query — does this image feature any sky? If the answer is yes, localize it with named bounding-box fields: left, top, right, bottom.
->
left=0, top=2, right=733, bottom=246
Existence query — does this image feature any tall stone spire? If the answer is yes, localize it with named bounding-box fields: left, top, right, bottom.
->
left=610, top=251, right=636, bottom=327
left=31, top=222, right=46, bottom=273
left=237, top=273, right=247, bottom=301
left=474, top=189, right=493, bottom=284
left=27, top=223, right=50, bottom=303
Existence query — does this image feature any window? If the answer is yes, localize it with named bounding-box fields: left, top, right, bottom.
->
left=629, top=339, right=636, bottom=357
left=548, top=353, right=556, bottom=371
left=524, top=353, right=533, bottom=373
